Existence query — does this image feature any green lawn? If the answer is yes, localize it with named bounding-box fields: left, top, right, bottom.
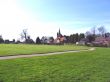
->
left=0, top=47, right=110, bottom=82
left=0, top=44, right=88, bottom=56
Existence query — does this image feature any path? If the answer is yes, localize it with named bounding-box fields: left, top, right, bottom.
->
left=0, top=48, right=95, bottom=60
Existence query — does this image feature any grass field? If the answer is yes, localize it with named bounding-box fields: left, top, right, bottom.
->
left=0, top=44, right=88, bottom=56
left=0, top=47, right=110, bottom=82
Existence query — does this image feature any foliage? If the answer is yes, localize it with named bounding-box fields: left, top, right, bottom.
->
left=68, top=33, right=85, bottom=43
left=0, top=36, right=4, bottom=43
left=86, top=34, right=95, bottom=42
left=20, top=29, right=34, bottom=43
left=26, top=36, right=34, bottom=44
left=36, top=37, right=41, bottom=44
left=4, top=39, right=10, bottom=44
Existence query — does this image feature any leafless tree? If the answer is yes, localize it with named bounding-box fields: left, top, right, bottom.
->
left=85, top=31, right=91, bottom=36
left=20, top=29, right=28, bottom=41
left=91, top=27, right=96, bottom=35
left=98, top=26, right=106, bottom=36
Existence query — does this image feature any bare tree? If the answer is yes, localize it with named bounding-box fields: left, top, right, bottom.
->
left=85, top=31, right=91, bottom=36
left=20, top=29, right=28, bottom=41
left=91, top=27, right=96, bottom=35
left=98, top=26, right=106, bottom=37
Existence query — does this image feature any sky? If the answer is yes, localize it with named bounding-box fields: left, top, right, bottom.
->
left=0, top=0, right=110, bottom=40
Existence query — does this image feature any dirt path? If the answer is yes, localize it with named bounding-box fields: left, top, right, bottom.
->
left=0, top=48, right=95, bottom=60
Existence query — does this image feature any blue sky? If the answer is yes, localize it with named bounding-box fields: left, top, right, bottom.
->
left=0, top=0, right=110, bottom=40
left=18, top=0, right=110, bottom=23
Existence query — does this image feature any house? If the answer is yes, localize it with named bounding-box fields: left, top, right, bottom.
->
left=78, top=38, right=89, bottom=45
left=41, top=36, right=54, bottom=44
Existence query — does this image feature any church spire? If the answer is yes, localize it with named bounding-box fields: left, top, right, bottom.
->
left=59, top=28, right=61, bottom=34
left=57, top=28, right=62, bottom=38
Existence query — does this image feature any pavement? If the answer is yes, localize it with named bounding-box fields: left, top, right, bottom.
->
left=0, top=48, right=95, bottom=60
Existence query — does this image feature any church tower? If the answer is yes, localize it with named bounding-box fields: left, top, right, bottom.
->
left=57, top=28, right=62, bottom=38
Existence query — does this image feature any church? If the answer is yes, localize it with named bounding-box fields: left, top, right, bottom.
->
left=54, top=28, right=66, bottom=44
left=57, top=28, right=63, bottom=38
left=41, top=29, right=66, bottom=44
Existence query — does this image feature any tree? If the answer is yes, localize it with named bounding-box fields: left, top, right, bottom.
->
left=41, top=36, right=47, bottom=44
left=20, top=29, right=28, bottom=41
left=86, top=35, right=95, bottom=42
left=75, top=33, right=79, bottom=42
left=98, top=26, right=106, bottom=37
left=0, top=35, right=4, bottom=43
left=85, top=31, right=91, bottom=37
left=16, top=40, right=21, bottom=44
left=26, top=36, right=34, bottom=44
left=12, top=39, right=15, bottom=43
left=4, top=39, right=10, bottom=44
left=85, top=30, right=95, bottom=42
left=69, top=34, right=75, bottom=43
left=91, top=27, right=96, bottom=35
left=69, top=33, right=80, bottom=43
left=36, top=37, right=41, bottom=44
left=105, top=32, right=110, bottom=38
left=79, top=33, right=85, bottom=41
left=64, top=35, right=69, bottom=43
left=49, top=37, right=54, bottom=43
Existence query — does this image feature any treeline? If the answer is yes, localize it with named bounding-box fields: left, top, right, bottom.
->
left=64, top=33, right=85, bottom=43
left=0, top=32, right=110, bottom=44
left=0, top=36, right=16, bottom=44
left=0, top=33, right=96, bottom=44
left=0, top=26, right=110, bottom=44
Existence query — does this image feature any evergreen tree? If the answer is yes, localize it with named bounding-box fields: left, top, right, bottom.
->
left=0, top=35, right=4, bottom=43
left=79, top=33, right=85, bottom=40
left=36, top=37, right=41, bottom=44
